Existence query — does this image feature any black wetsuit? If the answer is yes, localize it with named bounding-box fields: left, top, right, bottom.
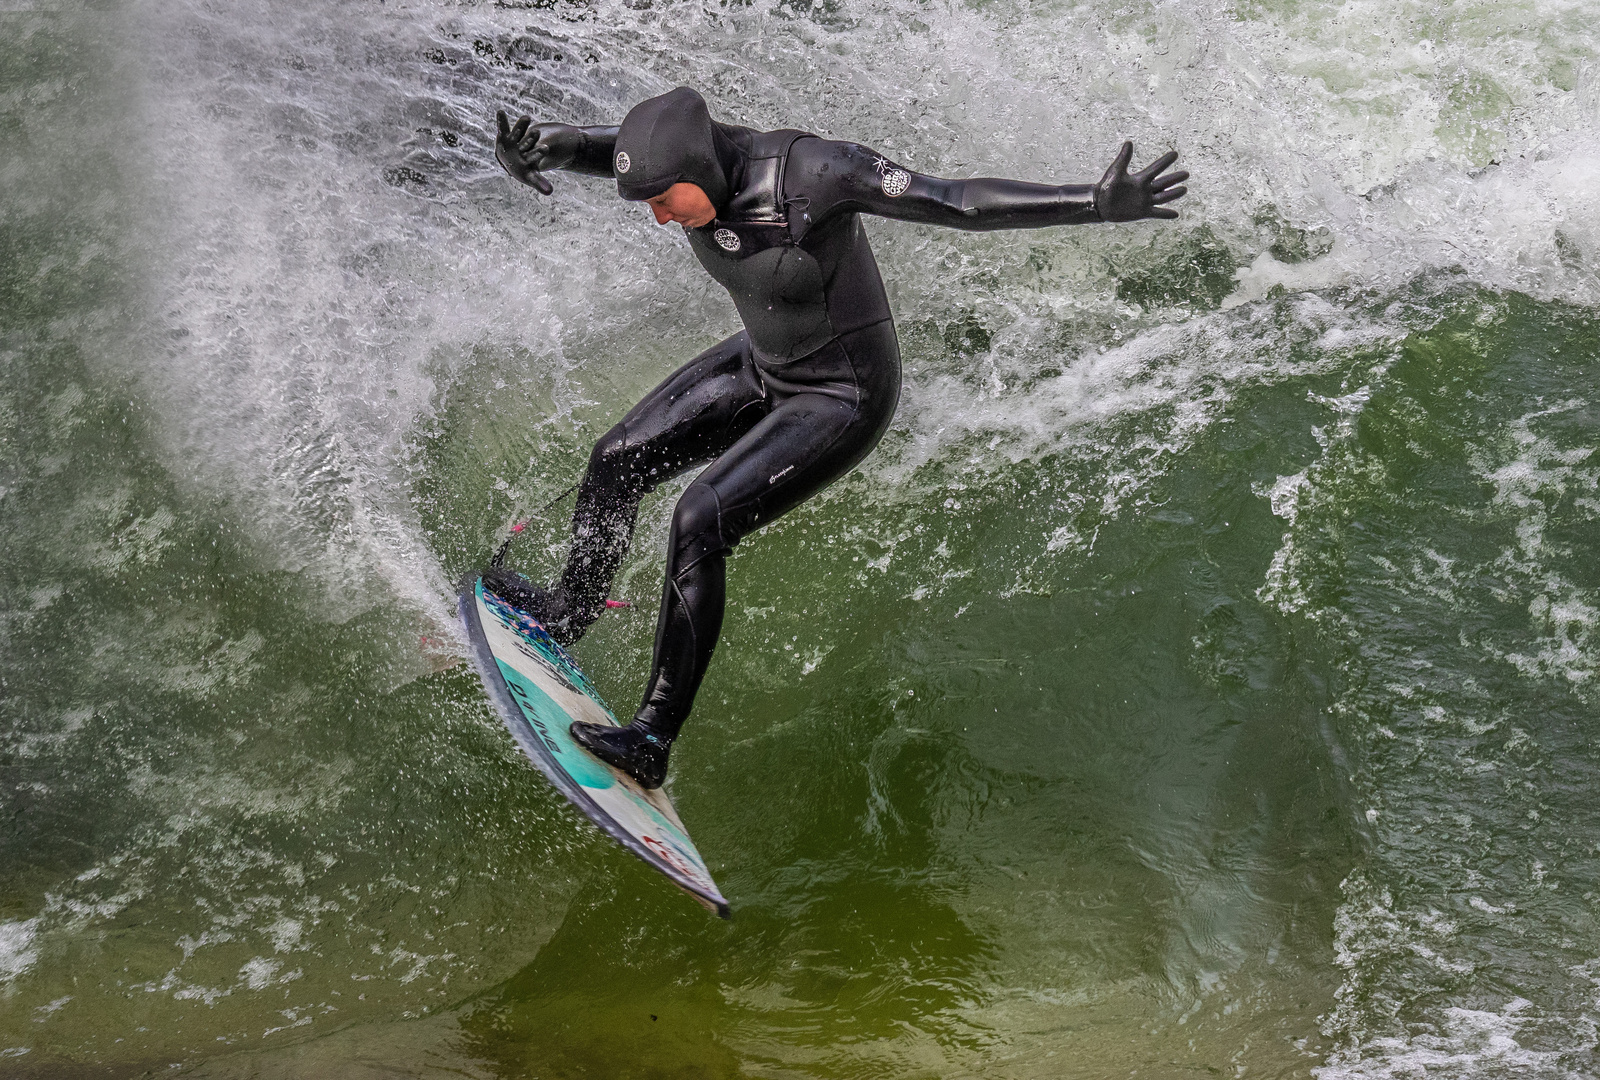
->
left=490, top=87, right=1185, bottom=787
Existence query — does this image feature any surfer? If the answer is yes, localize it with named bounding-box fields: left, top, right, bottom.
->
left=486, top=87, right=1187, bottom=788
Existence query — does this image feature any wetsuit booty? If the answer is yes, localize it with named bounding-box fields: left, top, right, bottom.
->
left=569, top=721, right=671, bottom=789
left=480, top=566, right=595, bottom=647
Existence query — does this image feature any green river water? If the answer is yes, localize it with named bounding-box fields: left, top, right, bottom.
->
left=3, top=0, right=1598, bottom=1076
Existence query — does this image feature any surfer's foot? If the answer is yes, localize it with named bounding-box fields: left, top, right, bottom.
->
left=569, top=721, right=671, bottom=789
left=481, top=566, right=595, bottom=646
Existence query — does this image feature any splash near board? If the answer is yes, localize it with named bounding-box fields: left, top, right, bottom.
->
left=458, top=575, right=730, bottom=918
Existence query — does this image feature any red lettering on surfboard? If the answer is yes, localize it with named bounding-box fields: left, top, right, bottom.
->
left=642, top=834, right=702, bottom=883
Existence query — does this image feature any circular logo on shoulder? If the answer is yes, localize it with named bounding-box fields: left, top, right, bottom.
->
left=881, top=167, right=911, bottom=197
left=614, top=151, right=631, bottom=174
left=714, top=228, right=741, bottom=252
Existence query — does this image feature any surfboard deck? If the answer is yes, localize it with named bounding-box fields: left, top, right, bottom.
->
left=458, top=574, right=730, bottom=918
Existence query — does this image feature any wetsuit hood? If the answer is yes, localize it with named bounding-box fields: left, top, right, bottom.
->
left=613, top=87, right=732, bottom=209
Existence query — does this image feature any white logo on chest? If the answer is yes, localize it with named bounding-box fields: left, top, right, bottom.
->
left=881, top=167, right=910, bottom=197
left=614, top=151, right=631, bottom=173
left=714, top=228, right=741, bottom=252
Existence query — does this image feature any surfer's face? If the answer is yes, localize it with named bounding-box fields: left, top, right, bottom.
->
left=646, top=183, right=716, bottom=228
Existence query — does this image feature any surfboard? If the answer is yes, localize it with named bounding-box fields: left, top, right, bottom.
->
left=458, top=574, right=730, bottom=918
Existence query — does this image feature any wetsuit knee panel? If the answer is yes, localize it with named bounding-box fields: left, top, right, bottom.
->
left=588, top=422, right=641, bottom=491
left=670, top=482, right=730, bottom=569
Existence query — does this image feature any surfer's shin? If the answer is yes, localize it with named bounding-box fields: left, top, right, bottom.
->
left=633, top=485, right=728, bottom=741
left=559, top=423, right=647, bottom=623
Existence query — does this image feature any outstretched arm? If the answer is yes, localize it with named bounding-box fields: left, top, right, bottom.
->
left=494, top=110, right=619, bottom=194
left=789, top=138, right=1187, bottom=231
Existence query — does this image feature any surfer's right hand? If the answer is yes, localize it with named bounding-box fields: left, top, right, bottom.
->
left=495, top=111, right=582, bottom=195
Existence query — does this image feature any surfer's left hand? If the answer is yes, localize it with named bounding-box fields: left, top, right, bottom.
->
left=1093, top=142, right=1188, bottom=222
left=495, top=111, right=581, bottom=195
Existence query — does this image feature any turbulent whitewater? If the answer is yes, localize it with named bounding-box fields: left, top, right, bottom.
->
left=2, top=0, right=1598, bottom=1075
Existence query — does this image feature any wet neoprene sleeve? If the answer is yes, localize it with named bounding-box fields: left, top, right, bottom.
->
left=563, top=125, right=620, bottom=178
left=784, top=138, right=1102, bottom=231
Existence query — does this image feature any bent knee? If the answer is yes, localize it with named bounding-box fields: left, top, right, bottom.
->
left=672, top=483, right=723, bottom=543
left=586, top=423, right=636, bottom=485
left=670, top=483, right=729, bottom=567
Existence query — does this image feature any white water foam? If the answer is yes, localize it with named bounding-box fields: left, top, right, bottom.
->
left=1317, top=873, right=1600, bottom=1080
left=1477, top=404, right=1600, bottom=692
left=0, top=919, right=40, bottom=989
left=1318, top=998, right=1596, bottom=1080
left=121, top=0, right=1600, bottom=634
